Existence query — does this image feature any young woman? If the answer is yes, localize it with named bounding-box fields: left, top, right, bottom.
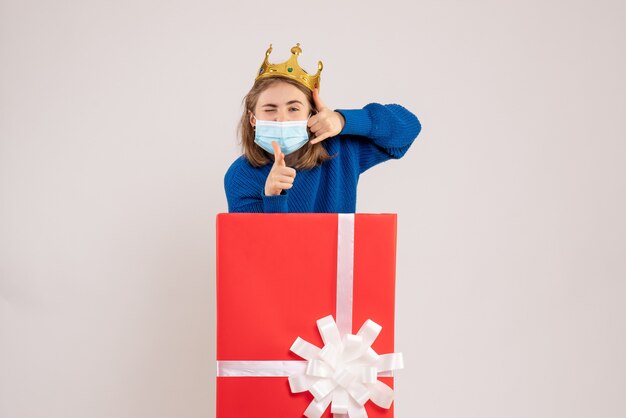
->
left=224, top=44, right=422, bottom=213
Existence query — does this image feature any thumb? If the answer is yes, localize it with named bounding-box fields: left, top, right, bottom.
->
left=312, top=88, right=327, bottom=111
left=272, top=141, right=285, bottom=166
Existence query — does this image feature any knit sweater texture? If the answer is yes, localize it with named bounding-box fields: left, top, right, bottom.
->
left=224, top=103, right=421, bottom=213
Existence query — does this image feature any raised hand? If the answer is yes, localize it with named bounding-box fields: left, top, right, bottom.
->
left=264, top=141, right=297, bottom=196
left=307, top=88, right=345, bottom=144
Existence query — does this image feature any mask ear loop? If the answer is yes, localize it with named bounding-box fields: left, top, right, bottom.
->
left=306, top=113, right=314, bottom=141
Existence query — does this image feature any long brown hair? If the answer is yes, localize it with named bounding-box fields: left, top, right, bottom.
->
left=238, top=76, right=330, bottom=169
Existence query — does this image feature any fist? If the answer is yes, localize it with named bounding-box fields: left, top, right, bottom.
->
left=264, top=141, right=297, bottom=196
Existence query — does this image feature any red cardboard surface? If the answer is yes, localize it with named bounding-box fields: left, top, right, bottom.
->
left=216, top=214, right=397, bottom=417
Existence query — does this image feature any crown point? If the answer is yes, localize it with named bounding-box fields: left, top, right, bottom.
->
left=291, top=44, right=302, bottom=56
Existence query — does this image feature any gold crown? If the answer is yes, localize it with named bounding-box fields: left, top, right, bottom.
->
left=255, top=43, right=323, bottom=91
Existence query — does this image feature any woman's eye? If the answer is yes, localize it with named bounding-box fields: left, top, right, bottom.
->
left=289, top=107, right=300, bottom=112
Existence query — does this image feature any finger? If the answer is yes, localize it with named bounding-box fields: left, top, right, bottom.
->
left=307, top=113, right=323, bottom=129
left=275, top=175, right=295, bottom=184
left=271, top=140, right=281, bottom=157
left=308, top=118, right=322, bottom=132
left=310, top=132, right=332, bottom=144
left=277, top=182, right=293, bottom=190
left=312, top=88, right=327, bottom=111
left=273, top=174, right=295, bottom=186
left=277, top=167, right=297, bottom=178
left=271, top=141, right=285, bottom=166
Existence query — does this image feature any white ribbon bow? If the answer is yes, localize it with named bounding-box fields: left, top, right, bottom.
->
left=289, top=315, right=404, bottom=418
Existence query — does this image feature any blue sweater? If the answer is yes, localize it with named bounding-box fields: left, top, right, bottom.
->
left=224, top=103, right=421, bottom=213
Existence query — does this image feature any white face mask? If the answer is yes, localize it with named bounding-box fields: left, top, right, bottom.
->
left=253, top=116, right=310, bottom=155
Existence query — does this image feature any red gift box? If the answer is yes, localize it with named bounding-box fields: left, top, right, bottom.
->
left=216, top=214, right=401, bottom=417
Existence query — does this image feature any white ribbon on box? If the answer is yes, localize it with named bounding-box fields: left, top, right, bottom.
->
left=216, top=214, right=404, bottom=418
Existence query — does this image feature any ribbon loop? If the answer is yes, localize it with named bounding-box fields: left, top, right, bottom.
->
left=331, top=389, right=350, bottom=414
left=346, top=381, right=370, bottom=405
left=291, top=337, right=322, bottom=360
left=318, top=315, right=342, bottom=348
left=307, top=359, right=334, bottom=378
left=320, top=343, right=341, bottom=369
left=304, top=395, right=332, bottom=418
left=342, top=334, right=366, bottom=362
left=360, top=366, right=378, bottom=384
left=366, top=380, right=395, bottom=409
left=311, top=378, right=337, bottom=400
left=289, top=373, right=315, bottom=393
left=357, top=319, right=382, bottom=347
left=377, top=353, right=404, bottom=372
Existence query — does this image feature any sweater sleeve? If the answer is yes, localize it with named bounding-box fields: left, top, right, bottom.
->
left=224, top=158, right=289, bottom=213
left=261, top=191, right=289, bottom=213
left=335, top=103, right=421, bottom=173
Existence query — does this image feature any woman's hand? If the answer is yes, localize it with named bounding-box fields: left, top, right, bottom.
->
left=308, top=88, right=345, bottom=144
left=264, top=141, right=296, bottom=196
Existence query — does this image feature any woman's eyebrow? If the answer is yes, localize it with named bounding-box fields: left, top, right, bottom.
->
left=260, top=100, right=304, bottom=108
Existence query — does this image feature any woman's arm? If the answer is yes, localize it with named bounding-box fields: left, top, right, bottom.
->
left=336, top=103, right=422, bottom=173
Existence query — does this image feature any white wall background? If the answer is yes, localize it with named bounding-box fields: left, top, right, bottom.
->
left=1, top=0, right=625, bottom=417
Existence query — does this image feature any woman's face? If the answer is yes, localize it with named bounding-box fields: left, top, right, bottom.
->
left=250, top=81, right=311, bottom=126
